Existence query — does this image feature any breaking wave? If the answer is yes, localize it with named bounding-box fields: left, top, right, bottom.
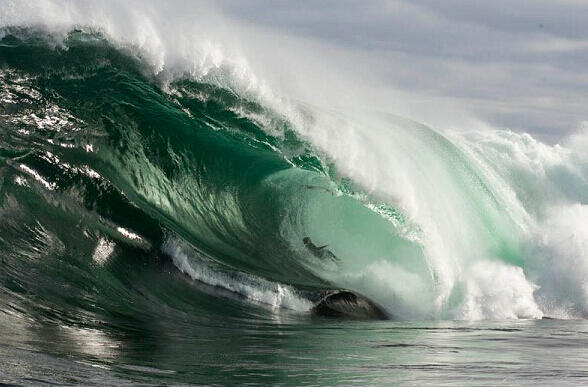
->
left=1, top=3, right=588, bottom=325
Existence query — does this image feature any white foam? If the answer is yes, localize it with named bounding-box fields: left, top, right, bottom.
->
left=116, top=227, right=142, bottom=241
left=457, top=261, right=542, bottom=320
left=530, top=204, right=588, bottom=317
left=565, top=121, right=588, bottom=157
left=19, top=164, right=56, bottom=190
left=162, top=237, right=312, bottom=312
left=92, top=237, right=115, bottom=264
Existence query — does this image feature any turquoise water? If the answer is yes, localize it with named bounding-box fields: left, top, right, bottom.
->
left=2, top=28, right=588, bottom=385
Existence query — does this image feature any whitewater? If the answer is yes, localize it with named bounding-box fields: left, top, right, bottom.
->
left=2, top=0, right=588, bottom=385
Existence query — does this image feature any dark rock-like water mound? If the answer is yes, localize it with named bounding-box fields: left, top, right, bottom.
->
left=312, top=290, right=389, bottom=320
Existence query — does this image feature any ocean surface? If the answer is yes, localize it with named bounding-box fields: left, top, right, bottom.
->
left=1, top=23, right=588, bottom=386
left=3, top=312, right=588, bottom=385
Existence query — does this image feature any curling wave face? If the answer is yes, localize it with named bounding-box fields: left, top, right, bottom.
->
left=1, top=25, right=588, bottom=330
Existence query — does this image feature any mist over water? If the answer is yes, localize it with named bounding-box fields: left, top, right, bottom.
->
left=1, top=0, right=588, bottom=384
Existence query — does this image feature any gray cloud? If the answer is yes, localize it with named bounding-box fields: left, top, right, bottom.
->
left=215, top=0, right=588, bottom=142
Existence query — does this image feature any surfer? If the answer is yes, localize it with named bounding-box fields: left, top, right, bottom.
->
left=303, top=237, right=341, bottom=263
left=302, top=185, right=335, bottom=195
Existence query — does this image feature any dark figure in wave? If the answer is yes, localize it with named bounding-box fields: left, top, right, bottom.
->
left=303, top=237, right=341, bottom=263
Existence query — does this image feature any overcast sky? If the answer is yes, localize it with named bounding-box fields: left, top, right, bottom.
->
left=212, top=0, right=588, bottom=142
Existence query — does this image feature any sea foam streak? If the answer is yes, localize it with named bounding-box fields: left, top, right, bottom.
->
left=163, top=237, right=313, bottom=312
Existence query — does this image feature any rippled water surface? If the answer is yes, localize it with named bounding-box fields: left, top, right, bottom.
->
left=2, top=307, right=587, bottom=386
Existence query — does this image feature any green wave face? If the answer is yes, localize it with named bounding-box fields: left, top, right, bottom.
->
left=2, top=28, right=588, bottom=331
left=0, top=30, right=413, bottom=315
